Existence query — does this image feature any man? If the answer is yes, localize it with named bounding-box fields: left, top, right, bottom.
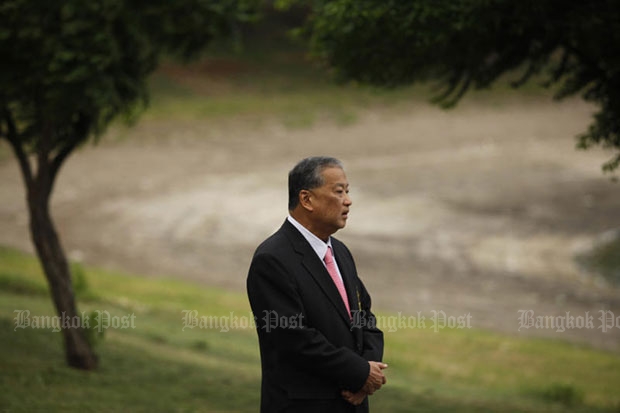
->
left=247, top=156, right=386, bottom=413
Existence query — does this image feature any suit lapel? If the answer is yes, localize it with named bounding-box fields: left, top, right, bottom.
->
left=281, top=221, right=352, bottom=326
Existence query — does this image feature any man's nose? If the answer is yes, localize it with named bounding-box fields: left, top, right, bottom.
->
left=344, top=193, right=352, bottom=206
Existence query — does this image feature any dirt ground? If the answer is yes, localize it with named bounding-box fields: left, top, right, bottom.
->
left=1, top=97, right=619, bottom=351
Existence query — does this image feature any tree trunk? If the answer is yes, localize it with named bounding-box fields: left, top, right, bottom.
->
left=27, top=180, right=98, bottom=370
left=3, top=108, right=97, bottom=369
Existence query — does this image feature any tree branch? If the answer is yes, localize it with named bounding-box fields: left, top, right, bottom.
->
left=511, top=58, right=542, bottom=89
left=50, top=137, right=81, bottom=185
left=563, top=43, right=608, bottom=84
left=32, top=118, right=56, bottom=203
left=431, top=70, right=465, bottom=107
left=550, top=48, right=570, bottom=84
left=50, top=112, right=91, bottom=183
left=2, top=108, right=33, bottom=187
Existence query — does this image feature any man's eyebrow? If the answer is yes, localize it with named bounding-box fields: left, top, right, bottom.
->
left=332, top=183, right=349, bottom=188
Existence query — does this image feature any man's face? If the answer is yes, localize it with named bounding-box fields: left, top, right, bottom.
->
left=308, top=167, right=352, bottom=236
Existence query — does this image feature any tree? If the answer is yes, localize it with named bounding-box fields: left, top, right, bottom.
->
left=286, top=0, right=620, bottom=172
left=0, top=0, right=257, bottom=370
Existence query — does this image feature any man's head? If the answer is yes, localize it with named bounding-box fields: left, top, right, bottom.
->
left=288, top=156, right=352, bottom=241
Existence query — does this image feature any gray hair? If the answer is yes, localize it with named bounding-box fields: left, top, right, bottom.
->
left=288, top=156, right=343, bottom=210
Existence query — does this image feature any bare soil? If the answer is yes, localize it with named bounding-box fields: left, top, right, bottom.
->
left=1, top=97, right=619, bottom=351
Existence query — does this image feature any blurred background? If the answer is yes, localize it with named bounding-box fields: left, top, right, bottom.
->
left=1, top=1, right=619, bottom=412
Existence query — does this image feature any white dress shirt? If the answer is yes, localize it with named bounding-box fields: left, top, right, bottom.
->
left=287, top=215, right=345, bottom=282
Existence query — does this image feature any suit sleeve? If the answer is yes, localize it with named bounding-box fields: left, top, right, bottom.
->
left=247, top=252, right=370, bottom=392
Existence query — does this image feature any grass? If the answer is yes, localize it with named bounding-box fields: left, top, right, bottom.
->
left=137, top=28, right=558, bottom=129
left=143, top=61, right=556, bottom=127
left=1, top=245, right=620, bottom=412
left=143, top=62, right=424, bottom=127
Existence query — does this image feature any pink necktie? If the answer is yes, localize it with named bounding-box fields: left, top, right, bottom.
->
left=324, top=246, right=351, bottom=318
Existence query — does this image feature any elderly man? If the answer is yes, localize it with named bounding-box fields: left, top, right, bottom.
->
left=247, top=156, right=386, bottom=413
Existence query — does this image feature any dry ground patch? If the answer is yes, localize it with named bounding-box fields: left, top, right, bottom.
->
left=1, top=97, right=619, bottom=350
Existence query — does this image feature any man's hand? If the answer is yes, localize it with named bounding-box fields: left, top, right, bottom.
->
left=341, top=389, right=367, bottom=406
left=362, top=361, right=388, bottom=395
left=342, top=361, right=388, bottom=406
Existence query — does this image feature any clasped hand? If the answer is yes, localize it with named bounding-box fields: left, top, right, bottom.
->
left=341, top=361, right=388, bottom=406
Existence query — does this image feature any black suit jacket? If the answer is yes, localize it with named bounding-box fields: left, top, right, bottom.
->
left=247, top=220, right=384, bottom=413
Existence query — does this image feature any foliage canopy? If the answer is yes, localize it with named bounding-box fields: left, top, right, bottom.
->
left=0, top=0, right=256, bottom=154
left=289, top=0, right=620, bottom=172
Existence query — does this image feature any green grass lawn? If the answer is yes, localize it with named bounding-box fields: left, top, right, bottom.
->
left=1, top=246, right=619, bottom=412
left=142, top=60, right=555, bottom=130
left=136, top=26, right=557, bottom=129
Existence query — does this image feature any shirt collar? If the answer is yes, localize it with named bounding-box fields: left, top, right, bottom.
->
left=287, top=215, right=332, bottom=261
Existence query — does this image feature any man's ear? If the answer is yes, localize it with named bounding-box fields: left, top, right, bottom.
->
left=299, top=189, right=313, bottom=211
